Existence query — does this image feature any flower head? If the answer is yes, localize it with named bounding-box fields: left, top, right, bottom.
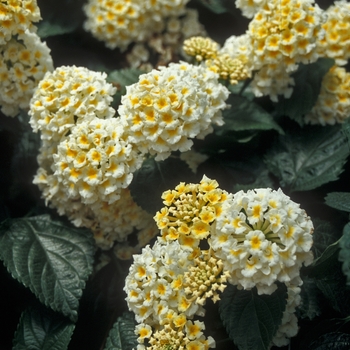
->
left=119, top=62, right=229, bottom=160
left=29, top=65, right=116, bottom=142
left=0, top=0, right=41, bottom=45
left=317, top=0, right=350, bottom=66
left=0, top=30, right=53, bottom=117
left=211, top=188, right=314, bottom=294
left=305, top=65, right=350, bottom=125
left=235, top=0, right=267, bottom=18
left=183, top=36, right=219, bottom=62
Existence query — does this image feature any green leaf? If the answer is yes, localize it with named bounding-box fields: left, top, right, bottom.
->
left=218, top=94, right=284, bottom=135
left=312, top=219, right=339, bottom=259
left=219, top=284, right=287, bottom=350
left=325, top=192, right=350, bottom=212
left=298, top=276, right=322, bottom=320
left=309, top=332, right=350, bottom=350
left=265, top=125, right=349, bottom=192
left=129, top=157, right=194, bottom=214
left=37, top=20, right=78, bottom=38
left=196, top=0, right=228, bottom=14
left=13, top=304, right=75, bottom=350
left=0, top=215, right=95, bottom=321
left=275, top=58, right=334, bottom=125
left=104, top=312, right=138, bottom=350
left=339, top=222, right=350, bottom=287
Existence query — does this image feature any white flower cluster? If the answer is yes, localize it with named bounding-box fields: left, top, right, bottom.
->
left=0, top=30, right=53, bottom=116
left=211, top=188, right=314, bottom=294
left=83, top=0, right=189, bottom=51
left=30, top=66, right=158, bottom=254
left=317, top=0, right=350, bottom=66
left=125, top=240, right=225, bottom=349
left=222, top=0, right=326, bottom=101
left=305, top=65, right=350, bottom=125
left=135, top=176, right=314, bottom=347
left=119, top=61, right=229, bottom=160
left=0, top=1, right=53, bottom=117
left=127, top=9, right=206, bottom=70
left=0, top=0, right=41, bottom=44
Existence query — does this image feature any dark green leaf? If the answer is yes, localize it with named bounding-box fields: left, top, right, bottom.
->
left=312, top=219, right=339, bottom=259
left=325, top=192, right=350, bottom=212
left=219, top=284, right=287, bottom=350
left=298, top=276, right=322, bottom=320
left=37, top=20, right=78, bottom=38
left=339, top=222, right=350, bottom=287
left=275, top=58, right=334, bottom=125
left=218, top=94, right=284, bottom=135
left=13, top=304, right=75, bottom=350
left=104, top=312, right=138, bottom=350
left=129, top=157, right=194, bottom=214
left=196, top=0, right=228, bottom=14
left=0, top=215, right=95, bottom=321
left=265, top=125, right=349, bottom=192
left=309, top=240, right=340, bottom=276
left=309, top=332, right=350, bottom=350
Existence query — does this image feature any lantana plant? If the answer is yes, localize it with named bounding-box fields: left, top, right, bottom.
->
left=1, top=0, right=350, bottom=349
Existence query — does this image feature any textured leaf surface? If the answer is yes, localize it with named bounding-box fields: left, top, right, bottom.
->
left=0, top=215, right=95, bottom=321
left=325, top=192, right=350, bottom=212
left=104, top=312, right=138, bottom=350
left=312, top=219, right=339, bottom=259
left=218, top=94, right=283, bottom=135
left=219, top=284, right=287, bottom=350
left=298, top=276, right=322, bottom=320
left=275, top=58, right=334, bottom=125
left=309, top=332, right=350, bottom=350
left=339, top=222, right=350, bottom=287
left=129, top=157, right=194, bottom=214
left=265, top=125, right=349, bottom=192
left=13, top=304, right=75, bottom=350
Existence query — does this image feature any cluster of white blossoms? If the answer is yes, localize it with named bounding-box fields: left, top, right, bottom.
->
left=0, top=30, right=53, bottom=116
left=119, top=61, right=229, bottom=160
left=305, top=65, right=350, bottom=125
left=125, top=240, right=227, bottom=349
left=235, top=0, right=267, bottom=19
left=0, top=0, right=53, bottom=117
left=127, top=9, right=206, bottom=70
left=126, top=176, right=314, bottom=348
left=0, top=0, right=41, bottom=44
left=211, top=187, right=314, bottom=294
left=317, top=0, right=350, bottom=66
left=83, top=0, right=189, bottom=51
left=30, top=66, right=160, bottom=255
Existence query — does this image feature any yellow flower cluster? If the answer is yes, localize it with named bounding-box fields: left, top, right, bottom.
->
left=29, top=66, right=117, bottom=142
left=0, top=0, right=41, bottom=44
left=119, top=62, right=229, bottom=160
left=183, top=36, right=219, bottom=62
left=83, top=0, right=189, bottom=51
left=154, top=175, right=228, bottom=249
left=317, top=0, right=350, bottom=66
left=124, top=240, right=223, bottom=349
left=305, top=65, right=350, bottom=125
left=0, top=30, right=53, bottom=116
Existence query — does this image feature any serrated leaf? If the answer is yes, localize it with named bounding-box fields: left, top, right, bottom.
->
left=325, top=192, right=350, bottom=212
left=13, top=304, right=75, bottom=350
left=104, top=312, right=138, bottom=350
left=219, top=284, right=287, bottom=350
left=309, top=332, right=350, bottom=350
left=265, top=125, right=349, bottom=192
left=339, top=222, right=350, bottom=287
left=218, top=94, right=284, bottom=135
left=275, top=58, right=334, bottom=125
left=196, top=0, right=228, bottom=14
left=0, top=215, right=95, bottom=321
left=129, top=157, right=194, bottom=214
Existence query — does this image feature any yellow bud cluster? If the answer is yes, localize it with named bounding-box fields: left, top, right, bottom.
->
left=183, top=36, right=219, bottom=62
left=206, top=53, right=251, bottom=85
